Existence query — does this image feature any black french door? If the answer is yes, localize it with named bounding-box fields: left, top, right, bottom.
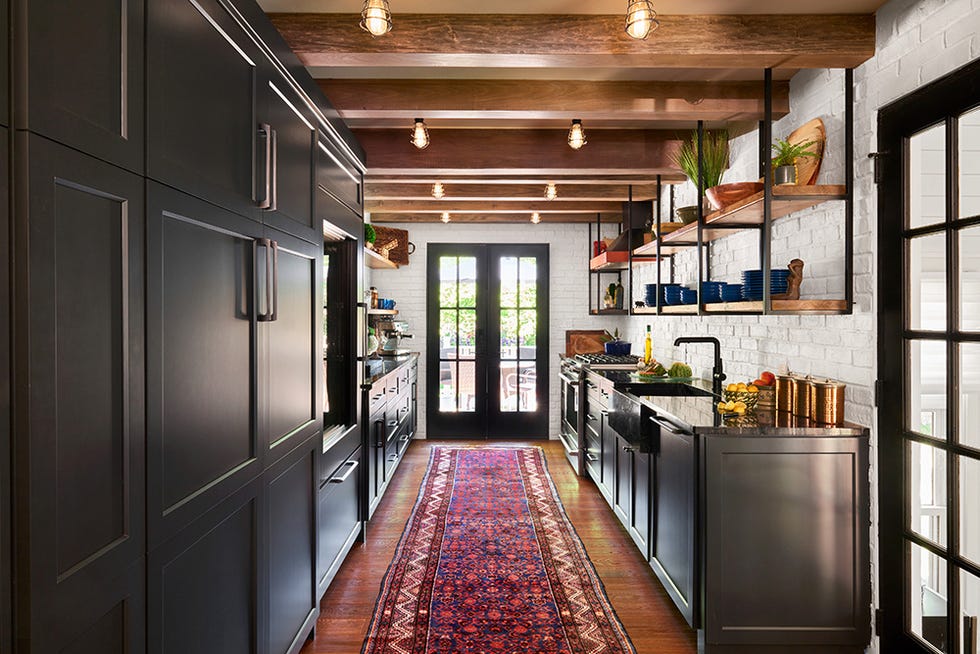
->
left=426, top=244, right=549, bottom=439
left=879, top=58, right=980, bottom=654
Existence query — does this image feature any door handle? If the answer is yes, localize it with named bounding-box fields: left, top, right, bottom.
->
left=270, top=128, right=278, bottom=212
left=257, top=123, right=272, bottom=209
left=256, top=239, right=278, bottom=322
left=328, top=460, right=358, bottom=483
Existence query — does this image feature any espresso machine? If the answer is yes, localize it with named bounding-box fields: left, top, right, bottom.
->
left=378, top=320, right=413, bottom=356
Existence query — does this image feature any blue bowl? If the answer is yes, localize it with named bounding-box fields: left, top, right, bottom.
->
left=720, top=284, right=744, bottom=302
left=700, top=282, right=724, bottom=303
left=679, top=289, right=698, bottom=304
left=664, top=289, right=684, bottom=305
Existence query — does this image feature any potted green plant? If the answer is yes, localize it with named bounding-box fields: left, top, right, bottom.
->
left=670, top=130, right=729, bottom=223
left=364, top=223, right=377, bottom=249
left=771, top=138, right=819, bottom=186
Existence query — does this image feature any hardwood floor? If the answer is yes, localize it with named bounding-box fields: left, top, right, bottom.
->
left=300, top=439, right=697, bottom=654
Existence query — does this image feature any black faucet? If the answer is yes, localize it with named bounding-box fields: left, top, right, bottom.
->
left=673, top=336, right=726, bottom=397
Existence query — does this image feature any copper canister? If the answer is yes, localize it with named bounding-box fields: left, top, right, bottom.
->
left=811, top=379, right=846, bottom=425
left=793, top=375, right=814, bottom=417
left=775, top=375, right=796, bottom=412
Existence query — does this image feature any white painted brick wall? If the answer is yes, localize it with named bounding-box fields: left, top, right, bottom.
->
left=613, top=2, right=979, bottom=651
left=367, top=222, right=620, bottom=439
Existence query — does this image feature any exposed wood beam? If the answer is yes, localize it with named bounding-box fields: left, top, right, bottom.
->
left=365, top=200, right=624, bottom=212
left=365, top=182, right=661, bottom=201
left=352, top=128, right=681, bottom=175
left=369, top=212, right=619, bottom=223
left=269, top=13, right=876, bottom=70
left=318, top=80, right=789, bottom=127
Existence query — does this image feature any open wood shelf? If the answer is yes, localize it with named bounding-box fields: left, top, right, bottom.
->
left=632, top=185, right=847, bottom=256
left=365, top=247, right=399, bottom=269
left=650, top=299, right=849, bottom=315
left=590, top=308, right=628, bottom=315
left=367, top=309, right=399, bottom=316
left=589, top=250, right=659, bottom=271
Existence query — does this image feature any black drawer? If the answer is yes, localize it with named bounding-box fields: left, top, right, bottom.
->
left=317, top=447, right=361, bottom=591
left=321, top=424, right=359, bottom=485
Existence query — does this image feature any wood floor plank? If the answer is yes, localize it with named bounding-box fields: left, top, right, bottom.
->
left=300, top=440, right=696, bottom=654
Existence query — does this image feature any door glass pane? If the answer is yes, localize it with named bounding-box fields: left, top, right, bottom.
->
left=910, top=540, right=949, bottom=652
left=439, top=310, right=457, bottom=359
left=962, top=226, right=980, bottom=332
left=500, top=309, right=518, bottom=360
left=960, top=455, right=980, bottom=565
left=960, top=105, right=980, bottom=219
left=909, top=441, right=948, bottom=547
left=961, top=569, right=980, bottom=649
left=909, top=233, right=947, bottom=331
left=439, top=361, right=457, bottom=412
left=459, top=256, right=477, bottom=308
left=963, top=343, right=980, bottom=450
left=909, top=340, right=948, bottom=438
left=458, top=310, right=476, bottom=360
left=500, top=361, right=518, bottom=413
left=518, top=309, right=537, bottom=355
left=500, top=256, right=518, bottom=308
left=910, top=122, right=947, bottom=229
left=440, top=256, right=458, bottom=306
left=519, top=257, right=537, bottom=308
left=457, top=361, right=476, bottom=413
left=518, top=363, right=537, bottom=412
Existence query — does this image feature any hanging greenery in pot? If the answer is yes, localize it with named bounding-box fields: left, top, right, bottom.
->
left=771, top=138, right=820, bottom=186
left=670, top=130, right=729, bottom=223
left=364, top=223, right=377, bottom=249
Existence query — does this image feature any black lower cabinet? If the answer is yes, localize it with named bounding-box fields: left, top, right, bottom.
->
left=18, top=134, right=147, bottom=653
left=267, top=437, right=319, bottom=654
left=317, top=446, right=362, bottom=598
left=627, top=445, right=652, bottom=558
left=0, top=125, right=11, bottom=654
left=148, top=476, right=265, bottom=654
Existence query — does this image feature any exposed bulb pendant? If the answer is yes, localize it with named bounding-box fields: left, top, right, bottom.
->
left=545, top=183, right=558, bottom=200
left=441, top=212, right=451, bottom=223
left=432, top=182, right=445, bottom=199
left=625, top=0, right=659, bottom=40
left=567, top=119, right=587, bottom=150
left=530, top=212, right=541, bottom=224
left=411, top=118, right=430, bottom=150
left=360, top=0, right=392, bottom=37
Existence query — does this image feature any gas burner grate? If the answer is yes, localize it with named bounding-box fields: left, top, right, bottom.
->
left=575, top=353, right=641, bottom=367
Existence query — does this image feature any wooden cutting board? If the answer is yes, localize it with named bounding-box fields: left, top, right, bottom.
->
left=565, top=330, right=609, bottom=357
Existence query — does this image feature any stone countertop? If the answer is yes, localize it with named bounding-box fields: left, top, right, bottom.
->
left=585, top=368, right=868, bottom=438
left=364, top=352, right=418, bottom=386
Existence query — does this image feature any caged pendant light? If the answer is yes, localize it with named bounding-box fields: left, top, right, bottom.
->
left=432, top=182, right=445, bottom=199
left=545, top=183, right=558, bottom=200
left=411, top=118, right=430, bottom=150
left=567, top=119, right=587, bottom=150
left=530, top=213, right=541, bottom=224
left=360, top=0, right=392, bottom=37
left=441, top=212, right=451, bottom=223
left=625, top=0, right=659, bottom=40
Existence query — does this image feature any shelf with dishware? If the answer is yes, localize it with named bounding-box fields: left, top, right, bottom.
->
left=589, top=249, right=662, bottom=271
left=637, top=299, right=850, bottom=315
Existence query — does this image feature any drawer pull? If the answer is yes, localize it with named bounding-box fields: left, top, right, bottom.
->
left=399, top=434, right=411, bottom=443
left=586, top=413, right=597, bottom=421
left=328, top=460, right=358, bottom=483
left=622, top=446, right=635, bottom=453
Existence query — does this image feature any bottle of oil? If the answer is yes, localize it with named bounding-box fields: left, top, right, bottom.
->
left=644, top=324, right=652, bottom=364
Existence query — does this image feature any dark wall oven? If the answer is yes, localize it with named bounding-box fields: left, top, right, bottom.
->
left=559, top=358, right=584, bottom=475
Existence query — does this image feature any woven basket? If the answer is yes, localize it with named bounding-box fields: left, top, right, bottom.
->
left=372, top=225, right=410, bottom=266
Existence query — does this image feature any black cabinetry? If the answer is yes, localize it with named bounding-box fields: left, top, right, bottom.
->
left=317, top=442, right=361, bottom=598
left=0, top=126, right=9, bottom=654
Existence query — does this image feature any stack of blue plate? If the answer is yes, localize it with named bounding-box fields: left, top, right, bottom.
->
left=720, top=283, right=743, bottom=302
left=643, top=283, right=658, bottom=306
left=679, top=288, right=698, bottom=304
left=663, top=286, right=684, bottom=305
left=700, top=281, right=724, bottom=304
left=741, top=269, right=791, bottom=300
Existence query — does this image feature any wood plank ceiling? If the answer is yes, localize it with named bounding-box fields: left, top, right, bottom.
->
left=263, top=1, right=879, bottom=223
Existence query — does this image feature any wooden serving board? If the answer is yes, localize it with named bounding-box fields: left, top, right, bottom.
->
left=565, top=330, right=609, bottom=357
left=786, top=117, right=826, bottom=185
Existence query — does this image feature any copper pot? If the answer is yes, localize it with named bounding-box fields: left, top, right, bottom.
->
left=775, top=374, right=796, bottom=412
left=793, top=375, right=814, bottom=417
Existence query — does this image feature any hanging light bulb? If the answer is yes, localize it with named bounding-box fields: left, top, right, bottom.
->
left=567, top=119, right=587, bottom=150
left=530, top=213, right=541, bottom=224
left=625, top=0, right=659, bottom=40
left=360, top=0, right=392, bottom=37
left=432, top=182, right=445, bottom=199
left=410, top=118, right=430, bottom=150
left=441, top=212, right=451, bottom=223
left=545, top=183, right=558, bottom=200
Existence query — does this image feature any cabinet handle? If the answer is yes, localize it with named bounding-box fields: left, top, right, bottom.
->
left=399, top=434, right=411, bottom=443
left=257, top=238, right=274, bottom=322
left=586, top=413, right=597, bottom=421
left=258, top=123, right=272, bottom=209
left=559, top=373, right=579, bottom=385
left=600, top=410, right=609, bottom=416
left=328, top=460, right=358, bottom=483
left=585, top=452, right=598, bottom=462
left=269, top=240, right=278, bottom=321
left=374, top=420, right=384, bottom=448
left=648, top=414, right=694, bottom=436
left=387, top=419, right=398, bottom=428
left=585, top=381, right=597, bottom=389
left=623, top=446, right=635, bottom=453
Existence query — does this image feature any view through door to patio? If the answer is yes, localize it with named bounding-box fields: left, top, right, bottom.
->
left=425, top=244, right=550, bottom=439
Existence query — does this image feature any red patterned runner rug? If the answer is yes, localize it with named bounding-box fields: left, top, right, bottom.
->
left=362, top=447, right=636, bottom=654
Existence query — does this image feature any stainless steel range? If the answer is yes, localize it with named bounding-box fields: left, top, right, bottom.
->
left=558, top=353, right=641, bottom=476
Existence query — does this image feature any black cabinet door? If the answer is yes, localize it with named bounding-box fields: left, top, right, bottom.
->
left=148, top=475, right=265, bottom=654
left=0, top=0, right=9, bottom=127
left=317, top=447, right=361, bottom=599
left=613, top=435, right=631, bottom=527
left=629, top=450, right=652, bottom=558
left=599, top=416, right=616, bottom=505
left=316, top=134, right=363, bottom=220
left=0, top=127, right=9, bottom=654
left=146, top=0, right=264, bottom=220
left=267, top=436, right=318, bottom=654
left=22, top=135, right=146, bottom=652
left=146, top=183, right=263, bottom=548
left=259, top=78, right=318, bottom=243
left=650, top=423, right=698, bottom=628
left=23, top=0, right=144, bottom=173
left=261, top=228, right=321, bottom=464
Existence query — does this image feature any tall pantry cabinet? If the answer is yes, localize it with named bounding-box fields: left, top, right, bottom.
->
left=2, top=1, right=367, bottom=653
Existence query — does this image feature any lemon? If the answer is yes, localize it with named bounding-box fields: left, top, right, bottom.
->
left=747, top=385, right=759, bottom=393
left=726, top=383, right=738, bottom=392
left=736, top=382, right=747, bottom=391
